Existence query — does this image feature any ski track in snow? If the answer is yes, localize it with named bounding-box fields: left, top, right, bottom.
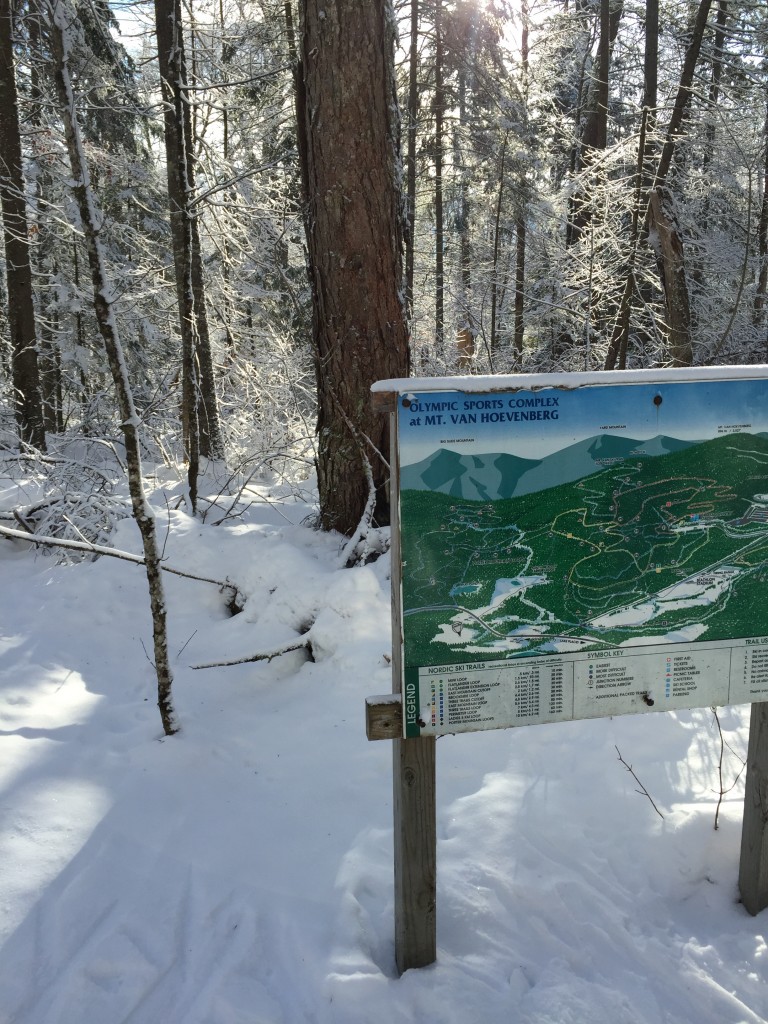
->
left=1, top=479, right=767, bottom=1023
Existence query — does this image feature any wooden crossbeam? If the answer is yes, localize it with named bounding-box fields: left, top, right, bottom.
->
left=366, top=694, right=403, bottom=740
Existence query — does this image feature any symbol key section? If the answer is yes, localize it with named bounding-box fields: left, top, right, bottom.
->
left=573, top=647, right=731, bottom=718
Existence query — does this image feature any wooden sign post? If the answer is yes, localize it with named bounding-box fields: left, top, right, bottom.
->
left=392, top=734, right=436, bottom=972
left=370, top=367, right=768, bottom=973
left=371, top=389, right=437, bottom=973
left=739, top=702, right=768, bottom=914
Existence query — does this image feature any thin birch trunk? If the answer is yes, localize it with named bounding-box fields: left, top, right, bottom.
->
left=47, top=1, right=177, bottom=736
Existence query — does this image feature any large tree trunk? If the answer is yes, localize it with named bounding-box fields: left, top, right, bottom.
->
left=29, top=0, right=63, bottom=434
left=0, top=0, right=46, bottom=450
left=297, top=0, right=410, bottom=535
left=634, top=0, right=659, bottom=355
left=643, top=0, right=658, bottom=129
left=404, top=0, right=419, bottom=323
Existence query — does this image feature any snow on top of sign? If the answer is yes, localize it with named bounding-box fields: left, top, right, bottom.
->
left=372, top=364, right=768, bottom=393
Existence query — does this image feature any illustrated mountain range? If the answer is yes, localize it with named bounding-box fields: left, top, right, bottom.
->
left=400, top=433, right=708, bottom=501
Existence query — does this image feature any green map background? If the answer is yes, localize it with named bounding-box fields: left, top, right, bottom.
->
left=401, top=432, right=768, bottom=670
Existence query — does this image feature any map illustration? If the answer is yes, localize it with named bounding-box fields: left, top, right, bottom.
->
left=396, top=376, right=768, bottom=736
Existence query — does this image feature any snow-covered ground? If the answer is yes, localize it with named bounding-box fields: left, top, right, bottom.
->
left=1, top=469, right=766, bottom=1023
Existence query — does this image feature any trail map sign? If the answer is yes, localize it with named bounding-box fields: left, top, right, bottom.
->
left=391, top=368, right=768, bottom=738
left=369, top=367, right=768, bottom=974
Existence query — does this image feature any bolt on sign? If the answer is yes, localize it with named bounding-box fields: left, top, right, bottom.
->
left=387, top=367, right=768, bottom=738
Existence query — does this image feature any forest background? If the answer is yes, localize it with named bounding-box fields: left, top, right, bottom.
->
left=1, top=0, right=768, bottom=716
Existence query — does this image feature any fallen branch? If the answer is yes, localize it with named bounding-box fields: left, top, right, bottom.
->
left=338, top=452, right=377, bottom=568
left=13, top=510, right=35, bottom=534
left=0, top=522, right=239, bottom=595
left=616, top=745, right=665, bottom=819
left=192, top=633, right=313, bottom=669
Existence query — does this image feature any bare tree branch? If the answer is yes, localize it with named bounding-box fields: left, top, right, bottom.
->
left=191, top=633, right=313, bottom=669
left=616, top=745, right=665, bottom=819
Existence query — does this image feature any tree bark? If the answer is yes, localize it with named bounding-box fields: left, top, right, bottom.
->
left=648, top=186, right=693, bottom=366
left=28, top=0, right=62, bottom=433
left=405, top=0, right=419, bottom=322
left=643, top=0, right=658, bottom=124
left=154, top=0, right=223, bottom=475
left=433, top=0, right=445, bottom=349
left=297, top=0, right=410, bottom=535
left=0, top=0, right=46, bottom=450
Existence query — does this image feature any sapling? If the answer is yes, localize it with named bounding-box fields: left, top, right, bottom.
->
left=711, top=707, right=747, bottom=831
left=615, top=745, right=664, bottom=819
